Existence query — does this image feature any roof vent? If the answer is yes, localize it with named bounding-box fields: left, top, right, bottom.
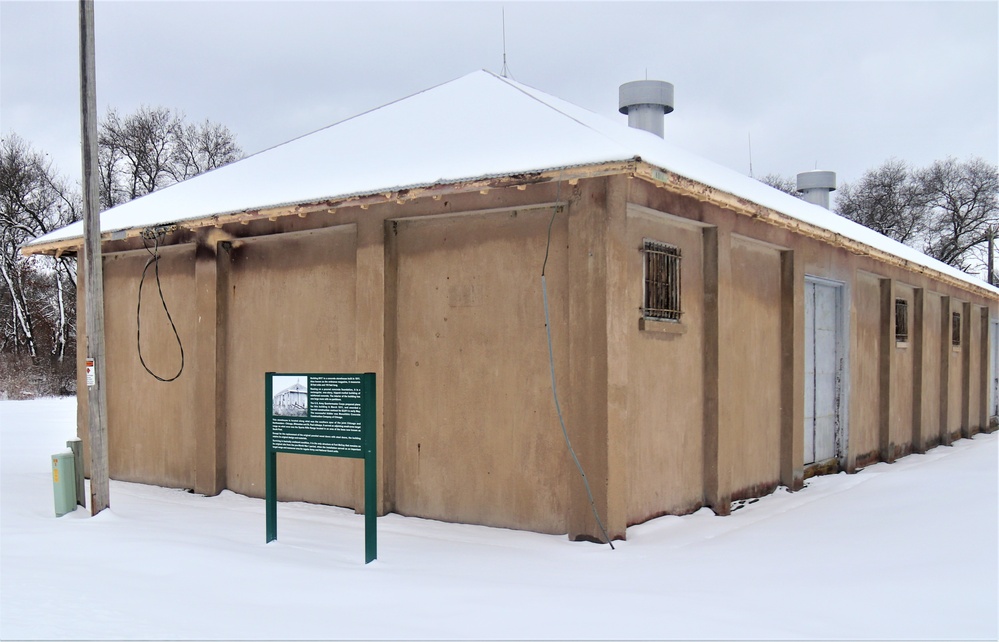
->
left=619, top=80, right=674, bottom=138
left=796, top=170, right=837, bottom=209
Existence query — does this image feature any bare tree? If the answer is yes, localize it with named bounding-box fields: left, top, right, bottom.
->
left=758, top=173, right=803, bottom=199
left=97, top=115, right=124, bottom=211
left=834, top=156, right=998, bottom=277
left=2, top=109, right=241, bottom=396
left=171, top=119, right=242, bottom=180
left=917, top=157, right=998, bottom=272
left=99, top=106, right=177, bottom=207
left=0, top=133, right=79, bottom=368
left=99, top=106, right=242, bottom=209
left=835, top=158, right=927, bottom=245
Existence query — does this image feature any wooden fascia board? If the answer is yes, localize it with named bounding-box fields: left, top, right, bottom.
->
left=20, top=161, right=636, bottom=258
left=632, top=162, right=998, bottom=301
left=20, top=157, right=993, bottom=299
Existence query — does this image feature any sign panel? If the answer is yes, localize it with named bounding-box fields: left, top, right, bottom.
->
left=269, top=374, right=364, bottom=458
left=265, top=372, right=377, bottom=563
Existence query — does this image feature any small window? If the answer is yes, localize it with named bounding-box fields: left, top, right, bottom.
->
left=895, top=298, right=908, bottom=343
left=643, top=240, right=681, bottom=321
left=952, top=312, right=961, bottom=346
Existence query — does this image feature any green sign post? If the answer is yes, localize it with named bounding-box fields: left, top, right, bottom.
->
left=265, top=372, right=377, bottom=563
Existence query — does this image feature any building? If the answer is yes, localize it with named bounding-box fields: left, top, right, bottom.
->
left=25, top=71, right=998, bottom=542
left=273, top=380, right=307, bottom=417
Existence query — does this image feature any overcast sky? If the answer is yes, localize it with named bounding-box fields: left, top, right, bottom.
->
left=2, top=1, right=997, bottom=196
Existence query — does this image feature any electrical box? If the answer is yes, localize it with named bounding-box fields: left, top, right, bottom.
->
left=52, top=450, right=77, bottom=517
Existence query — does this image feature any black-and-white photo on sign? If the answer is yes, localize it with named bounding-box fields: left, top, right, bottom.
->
left=272, top=376, right=308, bottom=417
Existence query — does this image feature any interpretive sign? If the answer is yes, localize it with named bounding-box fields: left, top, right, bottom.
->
left=265, top=372, right=377, bottom=563
left=270, top=374, right=364, bottom=457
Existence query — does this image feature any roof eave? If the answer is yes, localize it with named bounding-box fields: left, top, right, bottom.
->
left=19, top=160, right=638, bottom=258
left=21, top=158, right=996, bottom=300
left=632, top=162, right=999, bottom=300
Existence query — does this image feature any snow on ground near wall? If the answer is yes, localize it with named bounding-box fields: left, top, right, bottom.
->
left=1, top=398, right=996, bottom=640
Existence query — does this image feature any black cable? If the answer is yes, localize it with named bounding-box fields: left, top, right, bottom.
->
left=541, top=178, right=615, bottom=550
left=541, top=201, right=556, bottom=278
left=136, top=227, right=184, bottom=382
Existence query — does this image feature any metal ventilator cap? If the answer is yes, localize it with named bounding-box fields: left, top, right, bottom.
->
left=619, top=80, right=674, bottom=138
left=796, top=170, right=837, bottom=209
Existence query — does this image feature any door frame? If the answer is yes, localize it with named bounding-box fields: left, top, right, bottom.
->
left=804, top=275, right=850, bottom=470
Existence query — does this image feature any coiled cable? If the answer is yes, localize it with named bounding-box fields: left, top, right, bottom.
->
left=136, top=226, right=184, bottom=382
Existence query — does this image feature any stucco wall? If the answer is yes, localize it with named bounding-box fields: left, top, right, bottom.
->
left=623, top=206, right=705, bottom=523
left=719, top=237, right=782, bottom=499
left=92, top=246, right=197, bottom=488
left=388, top=207, right=571, bottom=534
left=73, top=169, right=997, bottom=539
left=968, top=305, right=983, bottom=431
left=224, top=226, right=360, bottom=506
left=851, top=272, right=882, bottom=465
left=921, top=292, right=943, bottom=448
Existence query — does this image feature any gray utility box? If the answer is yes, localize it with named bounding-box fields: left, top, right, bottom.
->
left=52, top=450, right=76, bottom=517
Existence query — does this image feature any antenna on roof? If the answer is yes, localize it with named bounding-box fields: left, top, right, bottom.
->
left=501, top=7, right=513, bottom=79
left=748, top=132, right=754, bottom=177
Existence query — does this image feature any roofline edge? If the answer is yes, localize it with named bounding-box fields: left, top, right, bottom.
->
left=19, top=159, right=997, bottom=300
left=632, top=162, right=999, bottom=300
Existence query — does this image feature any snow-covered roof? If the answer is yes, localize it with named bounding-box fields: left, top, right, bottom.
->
left=276, top=382, right=306, bottom=396
left=28, top=70, right=996, bottom=295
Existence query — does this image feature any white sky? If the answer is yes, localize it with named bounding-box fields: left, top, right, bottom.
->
left=2, top=0, right=997, bottom=194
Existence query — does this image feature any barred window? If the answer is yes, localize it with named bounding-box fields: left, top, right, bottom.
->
left=895, top=298, right=908, bottom=343
left=643, top=240, right=681, bottom=321
left=952, top=312, right=961, bottom=346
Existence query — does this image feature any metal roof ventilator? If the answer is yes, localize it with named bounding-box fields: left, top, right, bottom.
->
left=619, top=80, right=674, bottom=138
left=796, top=170, right=837, bottom=209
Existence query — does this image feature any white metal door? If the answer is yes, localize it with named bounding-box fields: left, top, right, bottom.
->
left=805, top=280, right=842, bottom=465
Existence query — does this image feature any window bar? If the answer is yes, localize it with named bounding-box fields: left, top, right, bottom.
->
left=895, top=298, right=908, bottom=342
left=643, top=241, right=681, bottom=321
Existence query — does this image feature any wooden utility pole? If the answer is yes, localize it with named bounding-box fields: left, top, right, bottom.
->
left=79, top=0, right=110, bottom=515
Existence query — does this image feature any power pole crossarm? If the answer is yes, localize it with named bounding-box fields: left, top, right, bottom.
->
left=80, top=0, right=110, bottom=515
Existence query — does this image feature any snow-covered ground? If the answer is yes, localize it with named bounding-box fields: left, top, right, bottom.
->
left=1, top=398, right=996, bottom=640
